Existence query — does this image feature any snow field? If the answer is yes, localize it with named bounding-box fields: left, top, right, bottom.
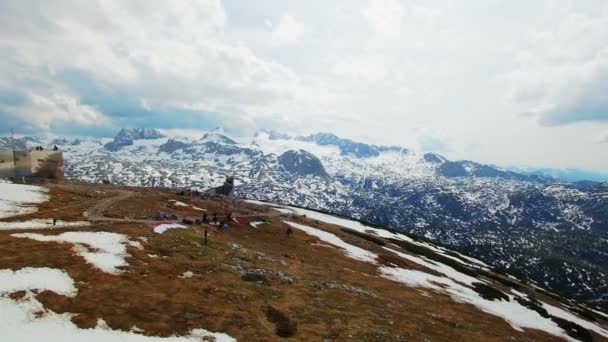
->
left=0, top=183, right=49, bottom=219
left=284, top=221, right=378, bottom=263
left=12, top=232, right=132, bottom=274
left=282, top=218, right=608, bottom=341
left=0, top=267, right=236, bottom=342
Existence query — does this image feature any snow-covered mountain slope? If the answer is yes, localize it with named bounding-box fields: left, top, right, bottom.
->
left=5, top=128, right=608, bottom=312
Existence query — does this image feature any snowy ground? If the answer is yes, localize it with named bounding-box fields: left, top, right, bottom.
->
left=249, top=200, right=489, bottom=268
left=0, top=267, right=236, bottom=342
left=0, top=183, right=49, bottom=219
left=281, top=218, right=608, bottom=341
left=12, top=232, right=132, bottom=274
left=284, top=221, right=378, bottom=263
left=153, top=223, right=188, bottom=234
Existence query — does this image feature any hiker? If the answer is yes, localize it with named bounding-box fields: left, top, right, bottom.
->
left=202, top=213, right=208, bottom=224
left=204, top=228, right=208, bottom=244
left=53, top=145, right=59, bottom=151
left=226, top=212, right=232, bottom=222
left=286, top=226, right=293, bottom=238
left=212, top=213, right=218, bottom=223
left=52, top=218, right=57, bottom=226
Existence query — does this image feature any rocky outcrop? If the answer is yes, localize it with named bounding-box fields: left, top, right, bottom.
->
left=278, top=150, right=329, bottom=179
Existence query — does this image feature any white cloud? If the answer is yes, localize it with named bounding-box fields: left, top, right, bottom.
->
left=10, top=93, right=109, bottom=131
left=0, top=0, right=300, bottom=124
left=1, top=0, right=608, bottom=170
left=362, top=0, right=404, bottom=38
left=270, top=14, right=305, bottom=46
left=157, top=128, right=206, bottom=140
left=505, top=10, right=608, bottom=125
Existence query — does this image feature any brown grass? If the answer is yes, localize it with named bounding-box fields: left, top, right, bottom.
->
left=0, top=182, right=605, bottom=341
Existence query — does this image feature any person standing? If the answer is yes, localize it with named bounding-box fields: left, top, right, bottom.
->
left=204, top=228, right=208, bottom=245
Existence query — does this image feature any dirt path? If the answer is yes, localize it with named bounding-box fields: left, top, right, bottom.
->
left=83, top=189, right=155, bottom=224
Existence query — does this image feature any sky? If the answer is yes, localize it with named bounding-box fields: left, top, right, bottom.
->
left=0, top=0, right=607, bottom=172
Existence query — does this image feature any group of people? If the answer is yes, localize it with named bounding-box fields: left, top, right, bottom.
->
left=201, top=212, right=232, bottom=229
left=32, top=145, right=60, bottom=151
left=155, top=208, right=293, bottom=239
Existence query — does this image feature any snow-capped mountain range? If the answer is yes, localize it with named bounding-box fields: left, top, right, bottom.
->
left=2, top=128, right=607, bottom=312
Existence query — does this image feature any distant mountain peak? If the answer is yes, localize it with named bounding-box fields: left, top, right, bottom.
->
left=200, top=131, right=237, bottom=145
left=115, top=128, right=165, bottom=140
left=211, top=126, right=229, bottom=135
left=104, top=128, right=166, bottom=151
left=278, top=149, right=330, bottom=179
left=297, top=132, right=406, bottom=158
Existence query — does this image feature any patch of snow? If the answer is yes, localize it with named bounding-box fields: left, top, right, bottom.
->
left=153, top=223, right=188, bottom=234
left=270, top=203, right=490, bottom=269
left=249, top=220, right=269, bottom=228
left=543, top=302, right=608, bottom=338
left=0, top=267, right=77, bottom=296
left=384, top=247, right=480, bottom=286
left=128, top=241, right=144, bottom=250
left=0, top=219, right=90, bottom=231
left=379, top=266, right=570, bottom=340
left=590, top=307, right=608, bottom=319
left=510, top=289, right=528, bottom=298
left=0, top=267, right=236, bottom=341
left=12, top=232, right=130, bottom=274
left=171, top=201, right=189, bottom=207
left=284, top=221, right=377, bottom=263
left=192, top=206, right=206, bottom=211
left=180, top=271, right=194, bottom=278
left=0, top=183, right=49, bottom=219
left=0, top=294, right=236, bottom=342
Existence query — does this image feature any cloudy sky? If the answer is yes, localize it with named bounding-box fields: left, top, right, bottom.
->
left=0, top=0, right=607, bottom=171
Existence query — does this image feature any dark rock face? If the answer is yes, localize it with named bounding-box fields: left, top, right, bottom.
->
left=158, top=139, right=192, bottom=154
left=200, top=133, right=237, bottom=145
left=438, top=161, right=467, bottom=177
left=200, top=142, right=259, bottom=157
left=278, top=150, right=329, bottom=179
left=423, top=153, right=445, bottom=164
left=104, top=128, right=165, bottom=151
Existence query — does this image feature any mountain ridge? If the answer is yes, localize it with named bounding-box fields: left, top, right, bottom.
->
left=2, top=128, right=608, bottom=312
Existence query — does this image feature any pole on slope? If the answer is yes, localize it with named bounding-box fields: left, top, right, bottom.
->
left=11, top=128, right=17, bottom=179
